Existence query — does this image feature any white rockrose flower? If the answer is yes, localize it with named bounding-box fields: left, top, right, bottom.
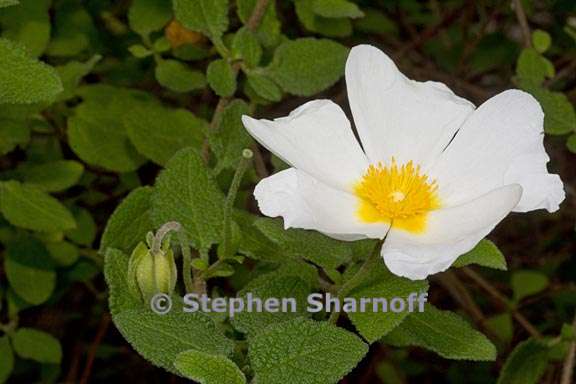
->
left=242, top=45, right=565, bottom=280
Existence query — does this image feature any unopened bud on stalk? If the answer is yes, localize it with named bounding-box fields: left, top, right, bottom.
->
left=127, top=239, right=177, bottom=303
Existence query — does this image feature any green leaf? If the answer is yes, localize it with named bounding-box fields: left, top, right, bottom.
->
left=452, top=240, right=507, bottom=270
left=128, top=44, right=152, bottom=58
left=55, top=55, right=101, bottom=101
left=175, top=350, right=246, bottom=384
left=173, top=0, right=229, bottom=39
left=249, top=318, right=368, bottom=384
left=104, top=248, right=141, bottom=315
left=511, top=270, right=549, bottom=302
left=13, top=160, right=84, bottom=192
left=125, top=103, right=207, bottom=165
left=151, top=148, right=225, bottom=250
left=247, top=73, right=282, bottom=102
left=0, top=38, right=63, bottom=104
left=254, top=218, right=352, bottom=269
left=67, top=85, right=149, bottom=172
left=100, top=187, right=154, bottom=255
left=114, top=309, right=234, bottom=374
left=65, top=207, right=97, bottom=247
left=207, top=59, right=237, bottom=97
left=347, top=257, right=428, bottom=343
left=231, top=274, right=312, bottom=335
left=155, top=59, right=207, bottom=93
left=46, top=0, right=96, bottom=57
left=532, top=29, right=551, bottom=53
left=497, top=338, right=549, bottom=384
left=312, top=0, right=364, bottom=19
left=383, top=304, right=497, bottom=361
left=567, top=133, right=576, bottom=154
left=0, top=118, right=30, bottom=155
left=354, top=8, right=398, bottom=35
left=207, top=99, right=252, bottom=171
left=531, top=88, right=576, bottom=135
left=0, top=335, right=14, bottom=383
left=128, top=0, right=171, bottom=37
left=0, top=181, right=75, bottom=232
left=294, top=0, right=352, bottom=38
left=516, top=48, right=554, bottom=86
left=486, top=313, right=514, bottom=345
left=266, top=38, right=348, bottom=96
left=45, top=240, right=79, bottom=267
left=232, top=27, right=262, bottom=67
left=0, top=0, right=19, bottom=8
left=236, top=0, right=281, bottom=48
left=4, top=237, right=55, bottom=305
left=0, top=0, right=51, bottom=57
left=11, top=328, right=62, bottom=364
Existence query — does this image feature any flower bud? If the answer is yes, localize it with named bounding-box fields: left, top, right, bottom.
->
left=127, top=241, right=177, bottom=302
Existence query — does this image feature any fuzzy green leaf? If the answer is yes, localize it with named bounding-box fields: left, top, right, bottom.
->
left=128, top=0, right=171, bottom=37
left=13, top=160, right=84, bottom=192
left=67, top=86, right=149, bottom=172
left=249, top=318, right=368, bottom=384
left=155, top=59, right=207, bottom=93
left=173, top=0, right=229, bottom=39
left=151, top=148, right=225, bottom=250
left=104, top=248, right=141, bottom=315
left=294, top=0, right=353, bottom=38
left=125, top=103, right=207, bottom=165
left=247, top=73, right=282, bottom=102
left=175, top=350, right=246, bottom=384
left=207, top=59, right=237, bottom=97
left=312, top=0, right=364, bottom=19
left=46, top=241, right=79, bottom=267
left=497, top=338, right=549, bottom=384
left=347, top=260, right=429, bottom=343
left=114, top=309, right=235, bottom=374
left=383, top=304, right=497, bottom=361
left=232, top=27, right=262, bottom=67
left=11, top=328, right=62, bottom=364
left=100, top=187, right=154, bottom=255
left=0, top=38, right=63, bottom=104
left=0, top=0, right=51, bottom=57
left=236, top=0, right=281, bottom=47
left=207, top=99, right=252, bottom=171
left=55, top=55, right=101, bottom=101
left=0, top=181, right=75, bottom=232
left=254, top=218, right=352, bottom=269
left=4, top=237, right=56, bottom=305
left=231, top=274, right=312, bottom=335
left=266, top=38, right=348, bottom=96
left=452, top=239, right=507, bottom=270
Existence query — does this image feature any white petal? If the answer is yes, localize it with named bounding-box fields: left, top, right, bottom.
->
left=430, top=89, right=565, bottom=212
left=242, top=100, right=368, bottom=191
left=382, top=184, right=522, bottom=280
left=254, top=168, right=389, bottom=240
left=345, top=45, right=475, bottom=166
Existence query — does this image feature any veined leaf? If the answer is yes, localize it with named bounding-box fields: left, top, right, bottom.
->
left=175, top=350, right=246, bottom=384
left=452, top=239, right=507, bottom=270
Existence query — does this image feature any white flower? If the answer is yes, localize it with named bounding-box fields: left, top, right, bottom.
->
left=242, top=45, right=565, bottom=280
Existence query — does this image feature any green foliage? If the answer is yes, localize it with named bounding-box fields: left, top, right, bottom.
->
left=383, top=305, right=497, bottom=361
left=497, top=338, right=549, bottom=384
left=4, top=237, right=56, bottom=305
left=312, top=0, right=364, bottom=19
left=0, top=0, right=51, bottom=57
left=452, top=240, right=507, bottom=270
left=173, top=0, right=229, bottom=40
left=232, top=27, right=262, bottom=67
left=155, top=59, right=207, bottom=93
left=511, top=270, right=549, bottom=302
left=124, top=103, right=206, bottom=165
left=175, top=350, right=247, bottom=384
left=11, top=160, right=83, bottom=192
left=266, top=38, right=349, bottom=96
left=151, top=148, right=225, bottom=250
left=249, top=318, right=368, bottom=384
left=207, top=59, right=238, bottom=97
left=11, top=328, right=62, bottom=364
left=128, top=0, right=172, bottom=37
left=100, top=187, right=154, bottom=254
left=0, top=38, right=62, bottom=104
left=0, top=181, right=75, bottom=232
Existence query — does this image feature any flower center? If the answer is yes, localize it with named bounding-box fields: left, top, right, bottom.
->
left=354, top=158, right=440, bottom=233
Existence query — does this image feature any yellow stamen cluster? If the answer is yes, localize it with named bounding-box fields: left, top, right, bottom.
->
left=355, top=159, right=440, bottom=233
